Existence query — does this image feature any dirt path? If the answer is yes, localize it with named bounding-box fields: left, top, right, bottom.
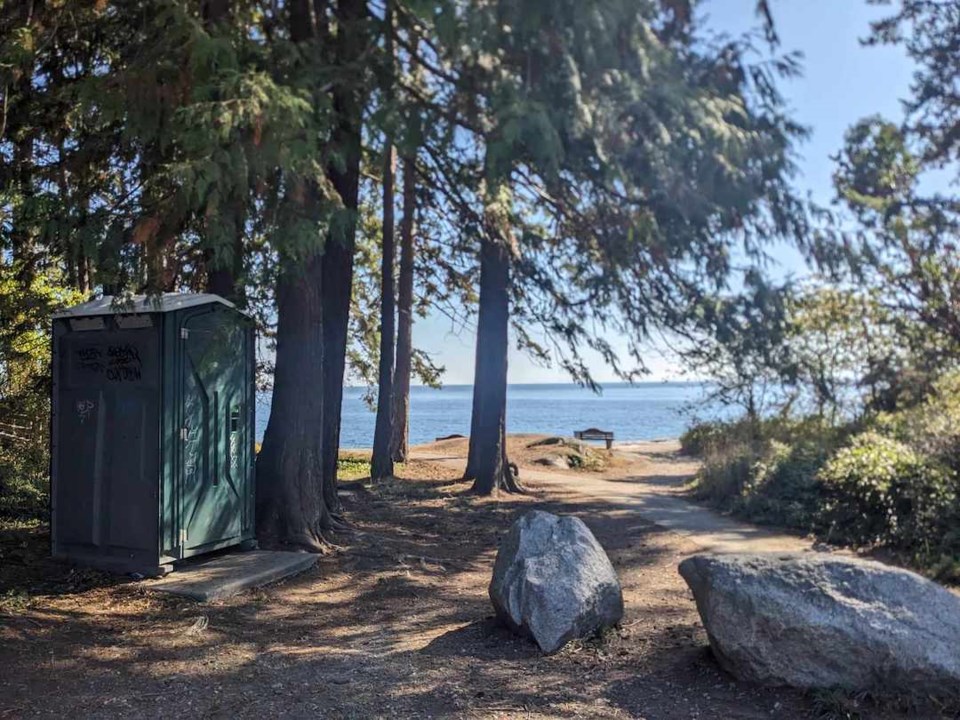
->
left=0, top=445, right=940, bottom=719
left=412, top=438, right=817, bottom=554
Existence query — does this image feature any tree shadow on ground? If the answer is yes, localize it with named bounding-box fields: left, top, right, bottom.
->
left=604, top=472, right=695, bottom=489
left=1, top=470, right=952, bottom=719
left=0, top=522, right=132, bottom=600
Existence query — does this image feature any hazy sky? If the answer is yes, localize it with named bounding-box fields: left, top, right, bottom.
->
left=410, top=0, right=919, bottom=386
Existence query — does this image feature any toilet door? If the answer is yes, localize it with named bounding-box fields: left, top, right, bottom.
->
left=179, top=310, right=245, bottom=553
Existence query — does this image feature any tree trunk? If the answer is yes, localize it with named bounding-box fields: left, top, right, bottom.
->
left=255, top=0, right=336, bottom=551
left=371, top=140, right=397, bottom=479
left=320, top=0, right=367, bottom=499
left=10, top=3, right=36, bottom=287
left=370, top=0, right=397, bottom=480
left=205, top=198, right=245, bottom=304
left=467, top=224, right=522, bottom=495
left=390, top=153, right=416, bottom=463
left=319, top=239, right=354, bottom=507
left=255, top=254, right=330, bottom=550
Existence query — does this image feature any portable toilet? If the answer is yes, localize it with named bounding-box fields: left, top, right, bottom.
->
left=51, top=293, right=256, bottom=576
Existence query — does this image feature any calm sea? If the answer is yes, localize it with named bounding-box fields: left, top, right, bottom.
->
left=255, top=382, right=721, bottom=447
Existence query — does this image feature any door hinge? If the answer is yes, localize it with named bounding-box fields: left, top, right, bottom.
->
left=180, top=427, right=189, bottom=441
left=180, top=327, right=190, bottom=339
left=179, top=529, right=188, bottom=545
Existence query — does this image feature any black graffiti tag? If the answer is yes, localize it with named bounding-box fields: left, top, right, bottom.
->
left=76, top=343, right=143, bottom=382
left=106, top=343, right=143, bottom=382
left=77, top=346, right=105, bottom=374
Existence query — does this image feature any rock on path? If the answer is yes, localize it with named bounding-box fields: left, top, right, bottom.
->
left=489, top=510, right=623, bottom=653
left=679, top=553, right=960, bottom=698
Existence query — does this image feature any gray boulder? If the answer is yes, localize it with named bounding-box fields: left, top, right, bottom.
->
left=679, top=553, right=960, bottom=697
left=489, top=510, right=623, bottom=653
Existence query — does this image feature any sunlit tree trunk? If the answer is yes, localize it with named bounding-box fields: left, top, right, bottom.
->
left=391, top=153, right=416, bottom=462
left=466, top=185, right=522, bottom=494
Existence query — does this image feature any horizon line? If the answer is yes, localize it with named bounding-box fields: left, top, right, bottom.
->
left=342, top=378, right=707, bottom=389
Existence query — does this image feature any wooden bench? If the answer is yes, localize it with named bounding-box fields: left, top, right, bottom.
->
left=574, top=428, right=614, bottom=450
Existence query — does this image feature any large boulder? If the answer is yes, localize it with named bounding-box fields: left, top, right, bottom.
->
left=679, top=553, right=960, bottom=697
left=489, top=510, right=623, bottom=653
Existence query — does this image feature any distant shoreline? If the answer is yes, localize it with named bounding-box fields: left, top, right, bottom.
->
left=340, top=434, right=682, bottom=453
left=339, top=380, right=707, bottom=390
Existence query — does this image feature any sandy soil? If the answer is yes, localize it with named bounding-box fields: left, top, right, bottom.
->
left=0, top=439, right=951, bottom=719
left=413, top=434, right=676, bottom=478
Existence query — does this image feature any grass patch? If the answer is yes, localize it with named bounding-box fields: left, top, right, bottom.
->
left=0, top=589, right=31, bottom=614
left=338, top=454, right=371, bottom=481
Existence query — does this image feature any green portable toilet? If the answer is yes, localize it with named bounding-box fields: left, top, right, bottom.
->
left=51, top=293, right=256, bottom=576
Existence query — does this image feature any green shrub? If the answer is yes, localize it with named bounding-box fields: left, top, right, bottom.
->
left=883, top=371, right=960, bottom=467
left=816, top=432, right=958, bottom=554
left=680, top=421, right=730, bottom=457
left=740, top=439, right=828, bottom=529
left=693, top=440, right=756, bottom=506
left=688, top=416, right=839, bottom=530
left=0, top=402, right=51, bottom=520
left=0, top=265, right=81, bottom=520
left=337, top=456, right=371, bottom=480
left=685, top=380, right=960, bottom=580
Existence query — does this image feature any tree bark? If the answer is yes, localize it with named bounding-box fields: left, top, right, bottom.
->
left=371, top=140, right=397, bottom=479
left=370, top=0, right=397, bottom=480
left=205, top=197, right=245, bottom=304
left=463, top=368, right=482, bottom=480
left=256, top=253, right=330, bottom=550
left=390, top=153, right=416, bottom=462
left=467, top=220, right=522, bottom=495
left=255, top=0, right=333, bottom=551
left=320, top=0, right=367, bottom=499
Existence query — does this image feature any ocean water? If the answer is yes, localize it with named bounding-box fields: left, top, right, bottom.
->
left=255, top=382, right=721, bottom=448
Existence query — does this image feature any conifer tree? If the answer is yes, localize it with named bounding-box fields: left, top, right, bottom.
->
left=407, top=0, right=808, bottom=493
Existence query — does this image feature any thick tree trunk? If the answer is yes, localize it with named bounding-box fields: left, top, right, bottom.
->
left=255, top=0, right=338, bottom=551
left=467, top=228, right=522, bottom=495
left=319, top=240, right=353, bottom=507
left=201, top=0, right=231, bottom=23
left=371, top=141, right=397, bottom=479
left=390, top=154, right=416, bottom=463
left=320, top=0, right=367, bottom=498
left=256, top=254, right=330, bottom=551
left=205, top=199, right=245, bottom=304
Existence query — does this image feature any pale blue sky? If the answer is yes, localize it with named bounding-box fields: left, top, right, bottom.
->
left=413, top=0, right=919, bottom=386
